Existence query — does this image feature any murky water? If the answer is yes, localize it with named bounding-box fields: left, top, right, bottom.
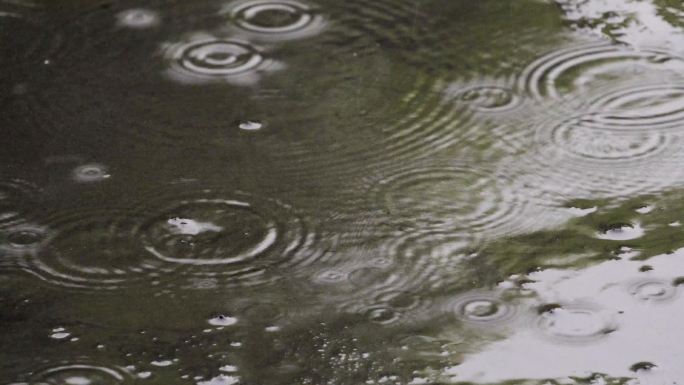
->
left=2, top=0, right=684, bottom=384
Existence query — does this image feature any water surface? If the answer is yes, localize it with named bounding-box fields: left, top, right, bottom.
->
left=2, top=0, right=684, bottom=384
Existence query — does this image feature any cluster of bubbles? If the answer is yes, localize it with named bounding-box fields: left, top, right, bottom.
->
left=162, top=0, right=325, bottom=85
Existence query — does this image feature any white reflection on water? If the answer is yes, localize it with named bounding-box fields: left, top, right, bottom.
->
left=555, top=0, right=684, bottom=48
left=444, top=247, right=684, bottom=383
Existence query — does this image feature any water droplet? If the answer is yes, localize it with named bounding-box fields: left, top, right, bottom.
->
left=596, top=223, right=644, bottom=241
left=457, top=85, right=519, bottom=112
left=208, top=315, right=238, bottom=326
left=163, top=33, right=280, bottom=86
left=0, top=179, right=41, bottom=227
left=313, top=269, right=348, bottom=285
left=116, top=8, right=159, bottom=29
left=221, top=0, right=326, bottom=41
left=567, top=206, right=597, bottom=216
left=3, top=224, right=47, bottom=251
left=548, top=118, right=669, bottom=163
left=133, top=189, right=323, bottom=289
left=630, top=362, right=657, bottom=372
left=25, top=210, right=163, bottom=290
left=72, top=164, right=110, bottom=183
left=137, top=371, right=152, bottom=379
left=636, top=205, right=653, bottom=214
left=365, top=307, right=398, bottom=325
left=536, top=306, right=617, bottom=343
left=150, top=360, right=173, bottom=367
left=239, top=121, right=262, bottom=131
left=374, top=165, right=533, bottom=235
left=519, top=43, right=684, bottom=104
left=50, top=327, right=71, bottom=340
left=31, top=364, right=130, bottom=385
left=197, top=374, right=240, bottom=385
left=629, top=280, right=677, bottom=302
left=446, top=292, right=517, bottom=326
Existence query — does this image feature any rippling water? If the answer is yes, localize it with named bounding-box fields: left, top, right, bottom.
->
left=2, top=0, right=684, bottom=384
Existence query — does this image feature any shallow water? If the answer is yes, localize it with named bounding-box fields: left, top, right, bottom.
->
left=2, top=0, right=684, bottom=384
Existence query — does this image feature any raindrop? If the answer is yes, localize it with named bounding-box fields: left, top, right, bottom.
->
left=221, top=0, right=326, bottom=41
left=457, top=85, right=520, bottom=112
left=208, top=315, right=238, bottom=326
left=198, top=375, right=240, bottom=385
left=630, top=362, right=657, bottom=372
left=50, top=327, right=70, bottom=340
left=24, top=210, right=168, bottom=290
left=373, top=164, right=535, bottom=235
left=629, top=280, right=677, bottom=302
left=150, top=360, right=173, bottom=367
left=162, top=33, right=281, bottom=86
left=365, top=306, right=398, bottom=325
left=536, top=305, right=617, bottom=343
left=635, top=205, right=653, bottom=214
left=219, top=365, right=238, bottom=373
left=596, top=223, right=644, bottom=241
left=72, top=164, right=110, bottom=183
left=30, top=364, right=131, bottom=385
left=446, top=292, right=518, bottom=326
left=239, top=121, right=262, bottom=131
left=0, top=179, right=41, bottom=227
left=116, top=8, right=159, bottom=29
left=132, top=189, right=325, bottom=289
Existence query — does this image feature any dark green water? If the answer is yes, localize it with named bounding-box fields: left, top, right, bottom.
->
left=2, top=0, right=684, bottom=384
